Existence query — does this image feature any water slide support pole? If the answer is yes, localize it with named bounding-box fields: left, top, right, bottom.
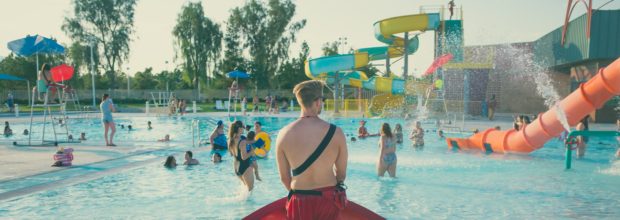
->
left=386, top=53, right=391, bottom=76
left=403, top=32, right=409, bottom=79
left=334, top=72, right=340, bottom=113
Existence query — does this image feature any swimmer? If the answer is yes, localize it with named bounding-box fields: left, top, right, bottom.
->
left=394, top=123, right=403, bottom=144
left=68, top=134, right=74, bottom=140
left=4, top=121, right=13, bottom=136
left=23, top=129, right=29, bottom=135
left=378, top=123, right=397, bottom=178
left=128, top=125, right=133, bottom=130
left=358, top=120, right=378, bottom=138
left=212, top=152, right=222, bottom=163
left=164, top=156, right=177, bottom=168
left=438, top=130, right=445, bottom=139
left=147, top=121, right=153, bottom=129
left=246, top=131, right=262, bottom=181
left=350, top=137, right=357, bottom=142
left=410, top=121, right=424, bottom=150
left=576, top=122, right=587, bottom=158
left=183, top=151, right=200, bottom=165
left=158, top=134, right=171, bottom=142
left=79, top=132, right=87, bottom=141
left=210, top=120, right=227, bottom=150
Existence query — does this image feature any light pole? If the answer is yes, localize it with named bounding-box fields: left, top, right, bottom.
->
left=88, top=36, right=97, bottom=108
left=333, top=37, right=348, bottom=114
left=126, top=67, right=130, bottom=98
left=165, top=61, right=170, bottom=93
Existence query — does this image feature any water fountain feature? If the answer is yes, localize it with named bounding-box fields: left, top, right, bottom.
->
left=498, top=44, right=572, bottom=132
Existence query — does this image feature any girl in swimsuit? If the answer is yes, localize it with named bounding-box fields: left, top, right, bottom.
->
left=228, top=120, right=255, bottom=191
left=378, top=123, right=397, bottom=178
left=394, top=123, right=403, bottom=144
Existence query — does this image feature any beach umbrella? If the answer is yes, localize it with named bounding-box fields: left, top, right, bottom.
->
left=7, top=35, right=65, bottom=56
left=227, top=70, right=250, bottom=79
left=424, top=53, right=453, bottom=75
left=50, top=64, right=75, bottom=82
left=226, top=70, right=250, bottom=117
left=7, top=35, right=66, bottom=76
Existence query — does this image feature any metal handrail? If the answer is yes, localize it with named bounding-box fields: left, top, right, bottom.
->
left=564, top=130, right=620, bottom=169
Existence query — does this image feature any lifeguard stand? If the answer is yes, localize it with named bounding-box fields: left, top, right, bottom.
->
left=15, top=84, right=74, bottom=146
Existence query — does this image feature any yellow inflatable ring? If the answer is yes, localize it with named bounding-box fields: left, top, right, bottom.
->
left=254, top=131, right=271, bottom=158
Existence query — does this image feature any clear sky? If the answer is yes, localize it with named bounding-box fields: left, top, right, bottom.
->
left=1, top=0, right=618, bottom=77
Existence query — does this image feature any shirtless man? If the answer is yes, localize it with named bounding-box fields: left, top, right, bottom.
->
left=358, top=120, right=377, bottom=138
left=276, top=80, right=348, bottom=219
left=183, top=151, right=200, bottom=165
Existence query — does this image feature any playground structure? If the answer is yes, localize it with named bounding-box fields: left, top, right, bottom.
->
left=447, top=56, right=620, bottom=154
left=305, top=6, right=465, bottom=121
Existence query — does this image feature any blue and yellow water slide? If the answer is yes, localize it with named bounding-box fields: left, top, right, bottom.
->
left=304, top=13, right=440, bottom=115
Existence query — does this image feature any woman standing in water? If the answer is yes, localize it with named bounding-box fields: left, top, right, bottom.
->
left=378, top=123, right=397, bottom=178
left=100, top=94, right=116, bottom=146
left=210, top=120, right=227, bottom=150
left=228, top=120, right=255, bottom=191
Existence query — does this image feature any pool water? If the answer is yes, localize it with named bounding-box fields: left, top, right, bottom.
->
left=1, top=116, right=619, bottom=219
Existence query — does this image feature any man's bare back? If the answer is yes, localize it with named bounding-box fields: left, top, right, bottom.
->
left=276, top=117, right=347, bottom=190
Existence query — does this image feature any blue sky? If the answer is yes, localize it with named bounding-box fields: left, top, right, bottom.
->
left=1, top=0, right=618, bottom=77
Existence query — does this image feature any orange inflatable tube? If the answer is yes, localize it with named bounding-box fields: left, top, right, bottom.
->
left=447, top=57, right=620, bottom=154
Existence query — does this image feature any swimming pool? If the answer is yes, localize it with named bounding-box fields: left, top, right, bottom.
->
left=1, top=116, right=619, bottom=219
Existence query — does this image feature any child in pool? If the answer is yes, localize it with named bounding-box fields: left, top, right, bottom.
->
left=246, top=131, right=262, bottom=181
left=158, top=134, right=171, bottom=142
left=394, top=123, right=403, bottom=144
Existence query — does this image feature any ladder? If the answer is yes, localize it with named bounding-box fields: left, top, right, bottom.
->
left=150, top=91, right=175, bottom=116
left=19, top=87, right=74, bottom=146
left=61, top=87, right=85, bottom=118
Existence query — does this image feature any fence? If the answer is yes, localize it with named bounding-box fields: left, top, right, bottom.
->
left=0, top=88, right=296, bottom=103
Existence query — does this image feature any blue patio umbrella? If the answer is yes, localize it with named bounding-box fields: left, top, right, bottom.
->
left=227, top=70, right=250, bottom=79
left=7, top=35, right=66, bottom=76
left=226, top=70, right=250, bottom=117
left=7, top=35, right=65, bottom=56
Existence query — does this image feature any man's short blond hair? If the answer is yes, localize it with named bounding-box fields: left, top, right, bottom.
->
left=293, top=80, right=324, bottom=108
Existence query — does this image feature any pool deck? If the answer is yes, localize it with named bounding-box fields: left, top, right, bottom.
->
left=0, top=111, right=616, bottom=184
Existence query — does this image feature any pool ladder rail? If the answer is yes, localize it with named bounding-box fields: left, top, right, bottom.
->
left=564, top=130, right=620, bottom=170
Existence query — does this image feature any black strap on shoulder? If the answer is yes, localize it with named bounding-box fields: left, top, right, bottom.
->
left=292, top=124, right=337, bottom=176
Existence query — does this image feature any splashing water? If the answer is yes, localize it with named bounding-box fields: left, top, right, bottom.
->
left=501, top=45, right=571, bottom=132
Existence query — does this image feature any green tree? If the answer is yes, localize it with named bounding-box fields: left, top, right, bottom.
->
left=321, top=41, right=340, bottom=56
left=216, top=13, right=249, bottom=90
left=172, top=2, right=222, bottom=100
left=275, top=42, right=310, bottom=89
left=62, top=0, right=137, bottom=89
left=0, top=53, right=65, bottom=90
left=132, top=67, right=157, bottom=89
left=227, top=0, right=306, bottom=89
left=154, top=69, right=189, bottom=90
